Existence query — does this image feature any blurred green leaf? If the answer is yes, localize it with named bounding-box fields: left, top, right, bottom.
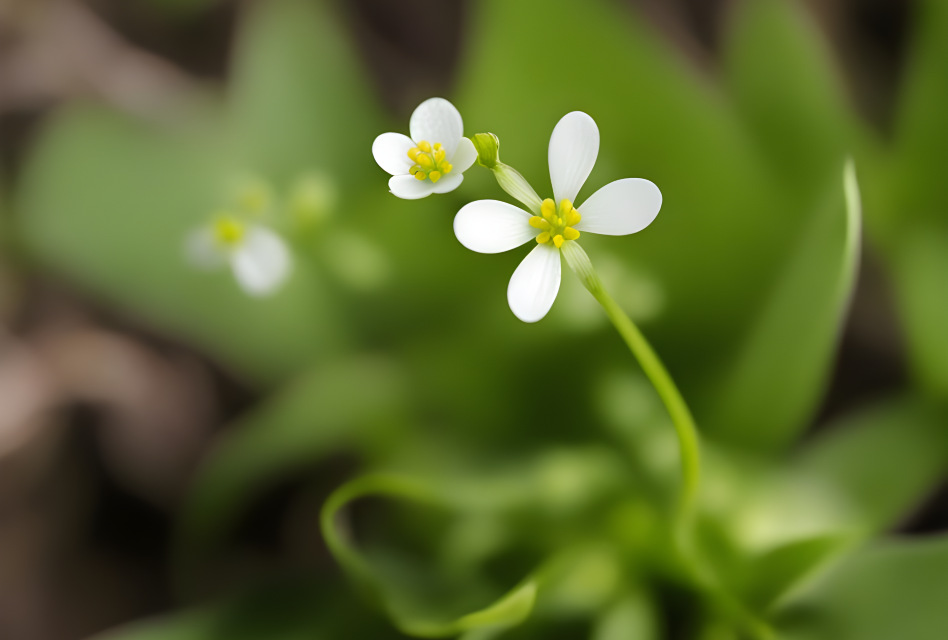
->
left=227, top=0, right=379, bottom=186
left=890, top=227, right=948, bottom=396
left=723, top=0, right=858, bottom=193
left=885, top=0, right=948, bottom=230
left=795, top=397, right=948, bottom=531
left=175, top=356, right=406, bottom=582
left=705, top=161, right=861, bottom=449
left=861, top=0, right=948, bottom=396
left=742, top=533, right=853, bottom=613
left=17, top=106, right=340, bottom=382
left=776, top=536, right=948, bottom=640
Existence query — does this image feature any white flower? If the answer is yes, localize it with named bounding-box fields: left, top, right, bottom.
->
left=453, top=112, right=662, bottom=323
left=187, top=215, right=293, bottom=297
left=372, top=97, right=479, bottom=200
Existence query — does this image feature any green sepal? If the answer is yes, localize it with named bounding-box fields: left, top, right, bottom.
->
left=470, top=133, right=500, bottom=169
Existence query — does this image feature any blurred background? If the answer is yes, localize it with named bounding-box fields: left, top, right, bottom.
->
left=0, top=0, right=946, bottom=639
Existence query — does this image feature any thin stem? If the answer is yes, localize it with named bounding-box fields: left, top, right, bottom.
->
left=593, top=285, right=702, bottom=518
left=561, top=242, right=700, bottom=523
left=560, top=243, right=776, bottom=639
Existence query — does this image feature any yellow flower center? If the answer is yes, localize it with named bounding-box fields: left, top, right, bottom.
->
left=213, top=216, right=246, bottom=247
left=530, top=199, right=581, bottom=248
left=407, top=140, right=454, bottom=183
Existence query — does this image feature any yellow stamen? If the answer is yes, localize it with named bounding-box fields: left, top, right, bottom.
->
left=414, top=171, right=427, bottom=181
left=433, top=142, right=442, bottom=151
left=407, top=147, right=420, bottom=161
left=418, top=140, right=432, bottom=153
left=409, top=165, right=421, bottom=175
left=429, top=171, right=441, bottom=183
left=566, top=209, right=582, bottom=226
left=564, top=227, right=580, bottom=241
left=553, top=234, right=565, bottom=248
left=441, top=163, right=453, bottom=174
left=536, top=232, right=551, bottom=244
left=558, top=199, right=573, bottom=216
left=434, top=149, right=446, bottom=163
left=541, top=199, right=556, bottom=220
left=417, top=154, right=434, bottom=169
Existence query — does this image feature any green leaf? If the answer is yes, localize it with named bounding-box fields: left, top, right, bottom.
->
left=226, top=0, right=379, bottom=186
left=885, top=0, right=948, bottom=229
left=794, top=397, right=948, bottom=531
left=16, top=106, right=340, bottom=382
left=776, top=536, right=948, bottom=640
left=890, top=226, right=948, bottom=396
left=704, top=161, right=861, bottom=449
left=862, top=0, right=948, bottom=397
left=723, top=0, right=859, bottom=193
left=742, top=533, right=854, bottom=613
left=174, top=356, right=406, bottom=582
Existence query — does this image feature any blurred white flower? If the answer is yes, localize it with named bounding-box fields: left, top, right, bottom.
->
left=187, top=215, right=292, bottom=296
left=372, top=97, right=478, bottom=200
left=453, top=112, right=662, bottom=322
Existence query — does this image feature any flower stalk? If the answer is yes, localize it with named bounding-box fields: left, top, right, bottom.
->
left=561, top=242, right=701, bottom=527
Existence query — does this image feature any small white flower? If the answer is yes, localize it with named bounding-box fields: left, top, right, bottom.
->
left=372, top=97, right=479, bottom=200
left=453, top=112, right=662, bottom=323
left=187, top=215, right=292, bottom=297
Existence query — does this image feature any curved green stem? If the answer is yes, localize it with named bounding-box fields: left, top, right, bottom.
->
left=561, top=243, right=777, bottom=639
left=561, top=242, right=701, bottom=525
left=321, top=474, right=540, bottom=638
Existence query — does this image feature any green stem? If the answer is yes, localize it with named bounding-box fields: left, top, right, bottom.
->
left=561, top=242, right=700, bottom=525
left=561, top=243, right=776, bottom=640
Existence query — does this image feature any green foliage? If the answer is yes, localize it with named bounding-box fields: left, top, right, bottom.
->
left=8, top=0, right=948, bottom=637
left=776, top=536, right=948, bottom=640
left=705, top=161, right=861, bottom=449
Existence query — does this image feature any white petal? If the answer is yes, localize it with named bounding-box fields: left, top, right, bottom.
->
left=372, top=132, right=416, bottom=176
left=230, top=226, right=292, bottom=296
left=185, top=227, right=225, bottom=269
left=507, top=243, right=561, bottom=323
left=389, top=175, right=437, bottom=199
left=548, top=111, right=600, bottom=205
left=432, top=172, right=464, bottom=194
left=410, top=97, right=463, bottom=160
left=575, top=178, right=662, bottom=236
left=454, top=200, right=535, bottom=254
left=449, top=136, right=478, bottom=174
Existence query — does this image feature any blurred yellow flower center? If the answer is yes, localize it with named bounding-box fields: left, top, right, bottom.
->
left=213, top=216, right=246, bottom=247
left=407, top=140, right=453, bottom=183
left=234, top=182, right=272, bottom=216
left=530, top=199, right=581, bottom=249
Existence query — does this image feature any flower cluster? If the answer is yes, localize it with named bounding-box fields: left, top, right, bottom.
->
left=455, top=111, right=662, bottom=322
left=373, top=101, right=663, bottom=322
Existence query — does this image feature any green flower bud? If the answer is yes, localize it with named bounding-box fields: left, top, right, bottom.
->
left=471, top=133, right=500, bottom=169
